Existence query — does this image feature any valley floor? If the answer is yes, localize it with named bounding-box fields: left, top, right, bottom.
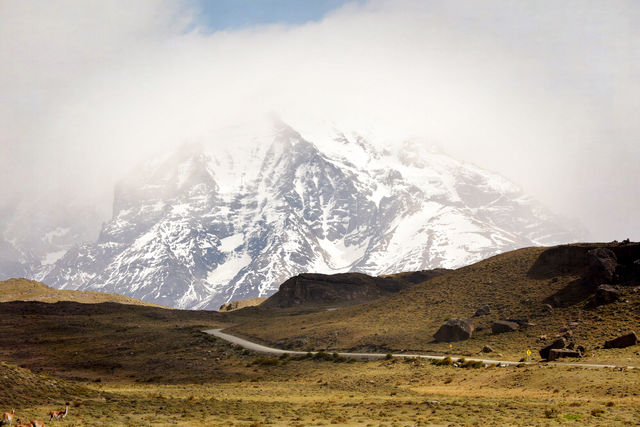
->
left=3, top=331, right=640, bottom=426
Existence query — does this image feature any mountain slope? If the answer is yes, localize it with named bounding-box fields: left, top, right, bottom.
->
left=35, top=119, right=580, bottom=309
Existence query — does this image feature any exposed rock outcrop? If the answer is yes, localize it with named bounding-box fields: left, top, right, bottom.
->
left=433, top=318, right=474, bottom=342
left=594, top=284, right=620, bottom=305
left=604, top=332, right=638, bottom=349
left=262, top=271, right=446, bottom=309
left=548, top=348, right=582, bottom=361
left=587, top=247, right=618, bottom=284
left=539, top=337, right=566, bottom=360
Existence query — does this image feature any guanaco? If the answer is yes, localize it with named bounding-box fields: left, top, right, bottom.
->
left=13, top=420, right=29, bottom=427
left=2, top=409, right=15, bottom=426
left=29, top=421, right=46, bottom=427
left=48, top=403, right=68, bottom=422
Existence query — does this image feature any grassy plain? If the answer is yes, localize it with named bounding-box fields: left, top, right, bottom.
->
left=1, top=244, right=639, bottom=425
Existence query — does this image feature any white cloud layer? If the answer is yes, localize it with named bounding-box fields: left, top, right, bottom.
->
left=1, top=0, right=638, bottom=239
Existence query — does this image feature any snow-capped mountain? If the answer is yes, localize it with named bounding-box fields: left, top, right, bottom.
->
left=15, top=119, right=581, bottom=309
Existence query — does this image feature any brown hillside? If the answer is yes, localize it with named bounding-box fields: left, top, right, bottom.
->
left=0, top=301, right=228, bottom=383
left=0, top=361, right=97, bottom=407
left=229, top=242, right=640, bottom=363
left=0, top=278, right=164, bottom=307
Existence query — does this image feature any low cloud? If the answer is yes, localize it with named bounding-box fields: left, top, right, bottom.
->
left=1, top=0, right=638, bottom=239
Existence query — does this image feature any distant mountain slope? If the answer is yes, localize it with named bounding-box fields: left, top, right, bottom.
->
left=0, top=278, right=163, bottom=307
left=21, top=119, right=581, bottom=309
left=229, top=242, right=640, bottom=358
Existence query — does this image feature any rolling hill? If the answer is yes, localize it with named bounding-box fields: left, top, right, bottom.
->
left=228, top=242, right=640, bottom=363
left=0, top=278, right=164, bottom=307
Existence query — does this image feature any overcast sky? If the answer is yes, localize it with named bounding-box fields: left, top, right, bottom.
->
left=1, top=0, right=638, bottom=240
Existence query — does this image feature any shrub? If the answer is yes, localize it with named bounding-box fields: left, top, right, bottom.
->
left=254, top=357, right=279, bottom=366
left=433, top=357, right=453, bottom=366
left=461, top=360, right=483, bottom=369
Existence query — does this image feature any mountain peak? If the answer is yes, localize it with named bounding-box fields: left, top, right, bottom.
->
left=15, top=120, right=582, bottom=309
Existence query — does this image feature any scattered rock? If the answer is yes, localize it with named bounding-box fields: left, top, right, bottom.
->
left=505, top=318, right=534, bottom=328
left=433, top=318, right=474, bottom=342
left=548, top=348, right=582, bottom=361
left=587, top=248, right=618, bottom=284
left=481, top=345, right=494, bottom=353
left=537, top=335, right=547, bottom=342
left=473, top=304, right=491, bottom=317
left=492, top=320, right=519, bottom=334
left=604, top=332, right=638, bottom=349
left=595, top=284, right=621, bottom=305
left=539, top=337, right=566, bottom=360
left=568, top=321, right=579, bottom=327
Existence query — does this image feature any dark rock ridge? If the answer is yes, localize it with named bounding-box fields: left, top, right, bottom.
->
left=528, top=242, right=640, bottom=282
left=433, top=318, right=474, bottom=342
left=261, top=271, right=445, bottom=309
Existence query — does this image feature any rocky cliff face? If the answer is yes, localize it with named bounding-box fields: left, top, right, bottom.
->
left=6, top=119, right=582, bottom=309
left=261, top=272, right=434, bottom=309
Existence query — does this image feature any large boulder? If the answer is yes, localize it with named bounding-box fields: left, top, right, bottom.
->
left=539, top=337, right=566, bottom=360
left=433, top=318, right=474, bottom=342
left=604, top=332, right=638, bottom=349
left=491, top=320, right=519, bottom=334
left=548, top=348, right=582, bottom=361
left=587, top=248, right=618, bottom=284
left=595, top=284, right=620, bottom=305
